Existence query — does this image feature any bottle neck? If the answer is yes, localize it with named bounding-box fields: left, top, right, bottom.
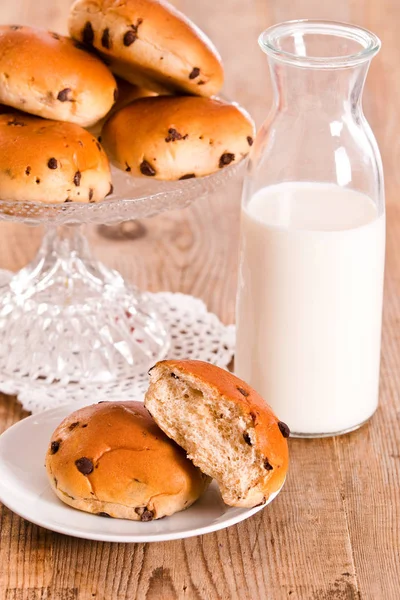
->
left=269, top=59, right=370, bottom=117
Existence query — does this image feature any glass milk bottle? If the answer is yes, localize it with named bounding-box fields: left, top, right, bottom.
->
left=235, top=20, right=385, bottom=437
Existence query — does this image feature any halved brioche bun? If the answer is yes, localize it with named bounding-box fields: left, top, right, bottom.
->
left=145, top=360, right=289, bottom=508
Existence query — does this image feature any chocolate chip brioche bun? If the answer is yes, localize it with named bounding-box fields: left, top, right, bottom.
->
left=68, top=0, right=224, bottom=96
left=145, top=360, right=289, bottom=508
left=0, top=114, right=111, bottom=204
left=101, top=96, right=255, bottom=180
left=0, top=25, right=117, bottom=126
left=46, top=401, right=210, bottom=521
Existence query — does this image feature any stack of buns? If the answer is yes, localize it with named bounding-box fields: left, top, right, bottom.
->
left=0, top=0, right=255, bottom=205
left=46, top=360, right=289, bottom=521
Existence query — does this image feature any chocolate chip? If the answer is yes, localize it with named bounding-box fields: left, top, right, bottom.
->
left=250, top=411, right=257, bottom=422
left=170, top=372, right=179, bottom=379
left=179, top=173, right=196, bottom=180
left=82, top=424, right=88, bottom=428
left=101, top=28, right=111, bottom=49
left=82, top=21, right=94, bottom=46
left=73, top=171, right=81, bottom=186
left=57, top=88, right=72, bottom=102
left=75, top=457, right=94, bottom=475
left=47, top=158, right=58, bottom=169
left=98, top=136, right=102, bottom=143
left=243, top=432, right=252, bottom=446
left=64, top=198, right=72, bottom=203
left=219, top=153, right=235, bottom=168
left=50, top=441, right=60, bottom=454
left=140, top=160, right=156, bottom=177
left=125, top=163, right=131, bottom=172
left=278, top=421, right=290, bottom=438
left=50, top=32, right=60, bottom=40
left=197, top=80, right=206, bottom=85
left=141, top=509, right=154, bottom=522
left=106, top=183, right=114, bottom=196
left=165, top=128, right=187, bottom=142
left=123, top=19, right=143, bottom=46
left=9, top=25, right=22, bottom=30
left=189, top=67, right=200, bottom=79
left=113, top=88, right=118, bottom=102
left=237, top=386, right=249, bottom=397
left=123, top=30, right=137, bottom=46
left=247, top=136, right=254, bottom=146
left=264, top=459, right=273, bottom=471
left=88, top=188, right=94, bottom=202
left=25, top=166, right=31, bottom=176
left=35, top=178, right=41, bottom=184
left=68, top=422, right=79, bottom=431
left=98, top=512, right=112, bottom=518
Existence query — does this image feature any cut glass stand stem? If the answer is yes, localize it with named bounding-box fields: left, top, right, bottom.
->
left=0, top=223, right=169, bottom=385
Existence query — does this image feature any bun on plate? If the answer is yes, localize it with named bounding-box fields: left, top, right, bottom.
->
left=145, top=360, right=289, bottom=508
left=46, top=401, right=210, bottom=521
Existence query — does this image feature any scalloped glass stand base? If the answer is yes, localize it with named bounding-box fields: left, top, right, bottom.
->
left=0, top=227, right=169, bottom=386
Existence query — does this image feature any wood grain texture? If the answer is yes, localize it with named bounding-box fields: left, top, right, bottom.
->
left=0, top=0, right=399, bottom=598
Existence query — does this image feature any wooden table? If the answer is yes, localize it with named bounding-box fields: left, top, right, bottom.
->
left=0, top=0, right=399, bottom=598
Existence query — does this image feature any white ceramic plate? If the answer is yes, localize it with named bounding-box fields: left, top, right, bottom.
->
left=0, top=401, right=283, bottom=543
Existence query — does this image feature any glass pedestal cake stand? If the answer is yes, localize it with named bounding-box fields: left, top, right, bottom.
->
left=0, top=161, right=244, bottom=391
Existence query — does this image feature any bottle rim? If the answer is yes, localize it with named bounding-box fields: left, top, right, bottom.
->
left=259, top=20, right=381, bottom=69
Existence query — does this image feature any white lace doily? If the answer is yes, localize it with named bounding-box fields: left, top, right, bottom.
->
left=0, top=288, right=235, bottom=414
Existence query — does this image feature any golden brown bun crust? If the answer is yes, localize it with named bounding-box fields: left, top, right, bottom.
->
left=154, top=360, right=289, bottom=499
left=68, top=0, right=224, bottom=96
left=102, top=96, right=255, bottom=180
left=0, top=25, right=117, bottom=126
left=45, top=401, right=210, bottom=521
left=0, top=114, right=111, bottom=203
